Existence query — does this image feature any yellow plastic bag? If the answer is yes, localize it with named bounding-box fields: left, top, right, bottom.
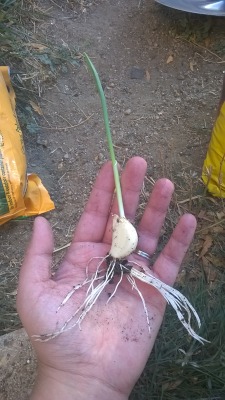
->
left=202, top=77, right=225, bottom=197
left=0, top=66, right=55, bottom=224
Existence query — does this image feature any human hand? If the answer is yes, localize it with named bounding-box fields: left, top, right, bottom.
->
left=17, top=157, right=196, bottom=400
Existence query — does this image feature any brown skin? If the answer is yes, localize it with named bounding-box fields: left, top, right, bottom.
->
left=17, top=157, right=196, bottom=400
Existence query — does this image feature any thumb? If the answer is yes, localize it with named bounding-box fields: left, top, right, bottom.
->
left=18, top=216, right=54, bottom=288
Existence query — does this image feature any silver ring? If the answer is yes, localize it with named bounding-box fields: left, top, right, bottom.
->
left=135, top=249, right=151, bottom=261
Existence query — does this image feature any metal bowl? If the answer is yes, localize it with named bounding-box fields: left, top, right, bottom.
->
left=155, top=0, right=225, bottom=16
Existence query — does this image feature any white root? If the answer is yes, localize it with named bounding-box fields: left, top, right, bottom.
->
left=33, top=259, right=115, bottom=341
left=34, top=216, right=207, bottom=344
left=130, top=267, right=208, bottom=344
left=109, top=214, right=138, bottom=259
left=56, top=279, right=90, bottom=312
left=127, top=274, right=151, bottom=333
left=107, top=267, right=123, bottom=304
left=34, top=258, right=207, bottom=344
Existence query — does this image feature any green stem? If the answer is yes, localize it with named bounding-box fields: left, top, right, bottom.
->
left=84, top=53, right=125, bottom=218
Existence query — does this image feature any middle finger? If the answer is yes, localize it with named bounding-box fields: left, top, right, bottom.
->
left=136, top=178, right=174, bottom=257
left=103, top=156, right=147, bottom=244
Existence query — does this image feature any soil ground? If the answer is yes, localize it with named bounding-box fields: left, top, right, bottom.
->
left=1, top=0, right=225, bottom=399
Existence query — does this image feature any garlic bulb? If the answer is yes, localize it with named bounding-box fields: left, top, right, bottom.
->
left=109, top=214, right=138, bottom=259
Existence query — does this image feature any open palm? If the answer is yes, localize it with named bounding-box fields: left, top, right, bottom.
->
left=17, top=157, right=196, bottom=399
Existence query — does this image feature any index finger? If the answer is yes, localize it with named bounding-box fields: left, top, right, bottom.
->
left=72, top=161, right=115, bottom=243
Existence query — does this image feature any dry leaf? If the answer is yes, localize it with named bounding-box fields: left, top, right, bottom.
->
left=198, top=210, right=206, bottom=219
left=27, top=43, right=48, bottom=51
left=206, top=254, right=225, bottom=268
left=216, top=211, right=225, bottom=220
left=162, top=379, right=183, bottom=391
left=198, top=227, right=210, bottom=236
left=199, top=234, right=213, bottom=258
left=198, top=210, right=213, bottom=222
left=207, top=211, right=216, bottom=217
left=208, top=197, right=218, bottom=205
left=166, top=55, right=173, bottom=64
left=204, top=37, right=211, bottom=48
left=175, top=269, right=186, bottom=285
left=203, top=264, right=217, bottom=283
left=29, top=100, right=43, bottom=115
left=145, top=69, right=150, bottom=82
left=212, top=226, right=224, bottom=234
left=202, top=255, right=210, bottom=268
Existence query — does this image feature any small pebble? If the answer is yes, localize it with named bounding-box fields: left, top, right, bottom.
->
left=36, top=138, right=48, bottom=147
left=98, top=152, right=104, bottom=160
left=124, top=108, right=131, bottom=115
left=58, top=162, right=64, bottom=170
left=130, top=66, right=145, bottom=80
